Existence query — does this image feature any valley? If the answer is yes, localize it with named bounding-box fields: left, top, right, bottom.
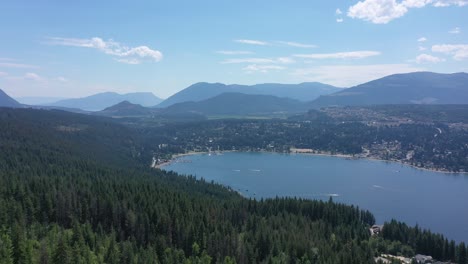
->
left=0, top=72, right=467, bottom=264
left=3, top=1, right=468, bottom=263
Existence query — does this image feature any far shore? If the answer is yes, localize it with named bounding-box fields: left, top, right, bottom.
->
left=154, top=149, right=466, bottom=174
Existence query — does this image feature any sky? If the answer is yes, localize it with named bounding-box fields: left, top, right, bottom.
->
left=0, top=0, right=467, bottom=99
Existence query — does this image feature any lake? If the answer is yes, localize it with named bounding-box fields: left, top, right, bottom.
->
left=162, top=152, right=468, bottom=242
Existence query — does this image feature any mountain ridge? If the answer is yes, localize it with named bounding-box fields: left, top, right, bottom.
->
left=47, top=91, right=163, bottom=111
left=162, top=92, right=308, bottom=116
left=0, top=89, right=22, bottom=108
left=309, top=72, right=468, bottom=108
left=96, top=100, right=157, bottom=116
left=157, top=82, right=342, bottom=108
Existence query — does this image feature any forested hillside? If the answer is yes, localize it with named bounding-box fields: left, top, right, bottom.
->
left=0, top=108, right=466, bottom=263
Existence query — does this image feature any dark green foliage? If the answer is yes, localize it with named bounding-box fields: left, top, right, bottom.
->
left=0, top=232, right=14, bottom=264
left=0, top=108, right=465, bottom=263
left=141, top=114, right=468, bottom=171
left=459, top=242, right=467, bottom=264
left=0, top=108, right=374, bottom=263
left=381, top=220, right=467, bottom=262
left=363, top=104, right=468, bottom=123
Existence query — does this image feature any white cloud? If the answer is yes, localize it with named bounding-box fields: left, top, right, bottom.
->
left=432, top=44, right=468, bottom=60
left=418, top=37, right=427, bottom=42
left=216, top=50, right=254, bottom=55
left=347, top=0, right=468, bottom=24
left=0, top=62, right=39, bottom=69
left=277, top=41, right=317, bottom=48
left=433, top=0, right=468, bottom=6
left=5, top=72, right=69, bottom=84
left=243, top=64, right=286, bottom=74
left=418, top=46, right=427, bottom=51
left=291, top=64, right=424, bottom=87
left=276, top=57, right=296, bottom=64
left=0, top=58, right=38, bottom=69
left=336, top=8, right=344, bottom=22
left=293, top=51, right=381, bottom=59
left=46, top=37, right=163, bottom=64
left=54, top=77, right=68, bottom=82
left=24, top=72, right=43, bottom=81
left=116, top=58, right=141, bottom=65
left=347, top=0, right=409, bottom=24
left=403, top=0, right=433, bottom=8
left=221, top=57, right=295, bottom=64
left=449, top=27, right=461, bottom=34
left=415, top=53, right=445, bottom=63
left=234, top=39, right=269, bottom=45
left=221, top=58, right=276, bottom=64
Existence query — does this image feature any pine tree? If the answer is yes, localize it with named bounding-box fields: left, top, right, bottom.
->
left=53, top=236, right=71, bottom=264
left=459, top=242, right=467, bottom=264
left=0, top=233, right=14, bottom=264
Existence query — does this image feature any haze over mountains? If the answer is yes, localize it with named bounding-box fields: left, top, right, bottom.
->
left=157, top=82, right=342, bottom=108
left=16, top=96, right=68, bottom=105
left=45, top=92, right=163, bottom=111
left=96, top=101, right=157, bottom=117
left=163, top=93, right=307, bottom=116
left=1, top=72, right=467, bottom=116
left=310, top=72, right=468, bottom=108
left=0, top=89, right=22, bottom=108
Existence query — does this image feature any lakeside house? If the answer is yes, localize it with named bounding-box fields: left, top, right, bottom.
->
left=414, top=254, right=433, bottom=263
left=370, top=224, right=383, bottom=235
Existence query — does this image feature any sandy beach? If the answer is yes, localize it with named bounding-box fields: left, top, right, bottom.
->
left=154, top=149, right=465, bottom=174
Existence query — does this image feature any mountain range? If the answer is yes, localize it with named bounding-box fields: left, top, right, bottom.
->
left=0, top=89, right=22, bottom=108
left=46, top=92, right=163, bottom=111
left=162, top=92, right=307, bottom=116
left=310, top=72, right=468, bottom=108
left=96, top=100, right=157, bottom=116
left=157, top=82, right=342, bottom=108
left=16, top=96, right=69, bottom=105
left=1, top=72, right=467, bottom=116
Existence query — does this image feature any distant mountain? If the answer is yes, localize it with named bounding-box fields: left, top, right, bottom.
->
left=16, top=96, right=68, bottom=105
left=95, top=101, right=157, bottom=117
left=158, top=82, right=341, bottom=107
left=0, top=89, right=22, bottom=108
left=310, top=72, right=468, bottom=108
left=48, top=92, right=163, bottom=111
left=27, top=105, right=90, bottom=114
left=163, top=92, right=307, bottom=116
left=96, top=100, right=206, bottom=120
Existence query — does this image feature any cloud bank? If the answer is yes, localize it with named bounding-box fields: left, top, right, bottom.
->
left=432, top=44, right=468, bottom=60
left=348, top=0, right=468, bottom=24
left=294, top=51, right=381, bottom=60
left=46, top=37, right=163, bottom=64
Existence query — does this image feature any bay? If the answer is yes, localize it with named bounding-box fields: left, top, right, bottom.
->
left=162, top=152, right=468, bottom=242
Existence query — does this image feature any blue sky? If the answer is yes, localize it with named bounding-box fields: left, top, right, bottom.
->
left=0, top=0, right=467, bottom=99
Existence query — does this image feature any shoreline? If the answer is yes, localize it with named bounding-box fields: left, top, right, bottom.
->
left=155, top=150, right=466, bottom=174
left=295, top=151, right=466, bottom=174
left=153, top=151, right=208, bottom=169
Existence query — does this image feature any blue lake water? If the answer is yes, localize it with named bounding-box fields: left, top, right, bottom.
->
left=162, top=152, right=468, bottom=242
